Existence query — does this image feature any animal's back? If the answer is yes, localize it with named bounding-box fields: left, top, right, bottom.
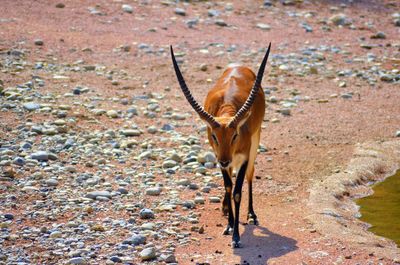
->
left=204, top=66, right=266, bottom=131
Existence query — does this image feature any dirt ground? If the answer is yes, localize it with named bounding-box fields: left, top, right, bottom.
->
left=1, top=0, right=400, bottom=264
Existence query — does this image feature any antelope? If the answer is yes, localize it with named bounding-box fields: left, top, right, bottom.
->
left=170, top=43, right=271, bottom=248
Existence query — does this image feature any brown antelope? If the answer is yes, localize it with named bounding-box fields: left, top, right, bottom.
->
left=170, top=43, right=270, bottom=248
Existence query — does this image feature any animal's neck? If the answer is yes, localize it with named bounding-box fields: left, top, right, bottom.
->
left=217, top=103, right=237, bottom=117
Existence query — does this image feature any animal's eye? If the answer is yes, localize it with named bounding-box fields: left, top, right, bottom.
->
left=212, top=134, right=218, bottom=145
left=232, top=133, right=238, bottom=143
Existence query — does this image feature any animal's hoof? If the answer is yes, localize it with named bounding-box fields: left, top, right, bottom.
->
left=248, top=218, right=259, bottom=225
left=231, top=240, right=242, bottom=248
left=223, top=227, right=232, bottom=235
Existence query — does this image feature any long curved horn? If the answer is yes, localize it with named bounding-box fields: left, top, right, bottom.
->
left=229, top=43, right=271, bottom=128
left=170, top=46, right=220, bottom=128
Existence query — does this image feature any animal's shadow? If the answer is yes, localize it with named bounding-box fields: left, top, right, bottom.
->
left=233, top=224, right=298, bottom=265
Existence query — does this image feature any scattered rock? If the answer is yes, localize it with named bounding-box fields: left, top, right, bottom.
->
left=122, top=4, right=133, bottom=13
left=34, top=39, right=44, bottom=46
left=256, top=23, right=271, bottom=30
left=174, top=8, right=186, bottom=16
left=139, top=208, right=154, bottom=219
left=140, top=247, right=156, bottom=261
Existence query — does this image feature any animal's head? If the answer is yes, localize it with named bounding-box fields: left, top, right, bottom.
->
left=170, top=44, right=271, bottom=168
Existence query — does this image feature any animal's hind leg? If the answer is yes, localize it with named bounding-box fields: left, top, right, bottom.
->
left=247, top=165, right=258, bottom=225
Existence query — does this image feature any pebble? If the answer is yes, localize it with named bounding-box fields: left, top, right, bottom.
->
left=215, top=19, right=228, bottom=27
left=86, top=190, right=112, bottom=199
left=370, top=32, right=386, bottom=39
left=106, top=110, right=119, bottom=118
left=140, top=247, right=156, bottom=261
left=161, top=254, right=177, bottom=263
left=122, top=4, right=133, bottom=13
left=68, top=257, right=87, bottom=265
left=45, top=179, right=59, bottom=187
left=329, top=14, right=350, bottom=26
left=31, top=151, right=56, bottom=161
left=209, top=196, right=221, bottom=203
left=123, top=234, right=146, bottom=246
left=49, top=231, right=62, bottom=238
left=163, top=160, right=178, bottom=168
left=13, top=157, right=25, bottom=166
left=396, top=131, right=400, bottom=137
left=34, top=39, right=44, bottom=46
left=146, top=187, right=162, bottom=196
left=139, top=208, right=154, bottom=219
left=55, top=3, right=65, bottom=8
left=174, top=8, right=186, bottom=16
left=121, top=129, right=141, bottom=136
left=256, top=23, right=271, bottom=30
left=23, top=102, right=40, bottom=111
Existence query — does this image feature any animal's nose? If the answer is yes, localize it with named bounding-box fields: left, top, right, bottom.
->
left=219, top=160, right=231, bottom=168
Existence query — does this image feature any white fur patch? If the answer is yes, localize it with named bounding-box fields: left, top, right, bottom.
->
left=227, top=63, right=243, bottom=68
left=230, top=153, right=246, bottom=174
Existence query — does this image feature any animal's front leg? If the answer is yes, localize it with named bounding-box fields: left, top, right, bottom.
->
left=222, top=169, right=233, bottom=235
left=232, top=161, right=248, bottom=248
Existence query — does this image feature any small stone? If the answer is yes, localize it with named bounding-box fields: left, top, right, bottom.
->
left=55, top=3, right=65, bottom=8
left=163, top=160, right=178, bottom=169
left=13, top=157, right=25, bottom=166
left=329, top=14, right=350, bottom=26
left=23, top=102, right=40, bottom=111
left=91, top=224, right=105, bottom=232
left=171, top=113, right=186, bottom=120
left=209, top=196, right=221, bottom=203
left=197, top=152, right=216, bottom=164
left=256, top=23, right=271, bottom=30
left=395, top=131, right=400, bottom=137
left=123, top=234, right=146, bottom=246
left=147, top=126, right=157, bottom=134
left=177, top=179, right=190, bottom=186
left=341, top=93, right=352, bottom=99
left=4, top=214, right=14, bottom=220
left=68, top=257, right=87, bottom=265
left=50, top=231, right=62, bottom=238
left=174, top=8, right=186, bottom=16
left=281, top=0, right=296, bottom=5
left=86, top=190, right=112, bottom=199
left=380, top=74, right=394, bottom=82
left=194, top=197, right=205, bottom=204
left=109, top=256, right=122, bottom=263
left=121, top=129, right=141, bottom=136
left=215, top=19, right=227, bottom=27
left=106, top=110, right=119, bottom=118
left=45, top=179, right=59, bottom=187
left=146, top=187, right=161, bottom=196
left=31, top=151, right=49, bottom=161
left=34, top=39, right=44, bottom=46
left=370, top=32, right=386, bottom=39
left=139, top=208, right=154, bottom=219
left=200, top=63, right=208, bottom=71
left=161, top=254, right=177, bottom=263
left=140, top=247, right=156, bottom=261
left=122, top=4, right=133, bottom=13
left=279, top=108, right=291, bottom=116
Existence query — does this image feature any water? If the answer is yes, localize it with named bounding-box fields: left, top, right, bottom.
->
left=356, top=170, right=400, bottom=246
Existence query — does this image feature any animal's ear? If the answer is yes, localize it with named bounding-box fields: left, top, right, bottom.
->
left=236, top=111, right=251, bottom=131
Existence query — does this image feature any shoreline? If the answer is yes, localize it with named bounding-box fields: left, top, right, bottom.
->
left=307, top=140, right=400, bottom=260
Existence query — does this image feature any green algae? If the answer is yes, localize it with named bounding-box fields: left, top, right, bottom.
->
left=357, top=170, right=400, bottom=246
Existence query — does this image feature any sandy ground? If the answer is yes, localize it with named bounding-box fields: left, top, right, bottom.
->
left=1, top=0, right=400, bottom=264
